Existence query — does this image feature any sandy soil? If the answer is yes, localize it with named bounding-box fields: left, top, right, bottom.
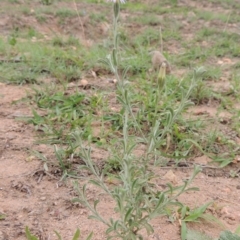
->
left=1, top=0, right=240, bottom=239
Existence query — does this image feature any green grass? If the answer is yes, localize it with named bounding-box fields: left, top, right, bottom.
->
left=0, top=0, right=239, bottom=167
left=130, top=14, right=162, bottom=26
left=195, top=27, right=220, bottom=41
left=7, top=0, right=20, bottom=3
left=55, top=8, right=77, bottom=18
left=133, top=28, right=160, bottom=47
left=196, top=10, right=230, bottom=22
left=89, top=12, right=107, bottom=22
left=209, top=0, right=240, bottom=9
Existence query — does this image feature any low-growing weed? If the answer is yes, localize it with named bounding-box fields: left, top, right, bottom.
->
left=41, top=0, right=53, bottom=5
left=134, top=28, right=160, bottom=47
left=55, top=8, right=77, bottom=19
left=27, top=89, right=93, bottom=142
left=179, top=202, right=213, bottom=239
left=70, top=2, right=207, bottom=239
left=25, top=227, right=93, bottom=240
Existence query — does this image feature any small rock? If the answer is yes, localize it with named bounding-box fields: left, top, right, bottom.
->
left=25, top=155, right=35, bottom=162
left=67, top=82, right=76, bottom=88
left=40, top=196, right=46, bottom=201
left=222, top=187, right=231, bottom=193
left=221, top=206, right=237, bottom=221
left=108, top=79, right=118, bottom=84
left=79, top=79, right=89, bottom=87
left=194, top=155, right=211, bottom=165
left=163, top=170, right=179, bottom=185
left=217, top=60, right=224, bottom=65
left=91, top=71, right=97, bottom=78
left=232, top=156, right=240, bottom=164
left=221, top=206, right=230, bottom=215
left=110, top=107, right=120, bottom=112
left=79, top=209, right=87, bottom=215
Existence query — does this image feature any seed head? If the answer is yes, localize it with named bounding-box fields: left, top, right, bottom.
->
left=151, top=51, right=171, bottom=74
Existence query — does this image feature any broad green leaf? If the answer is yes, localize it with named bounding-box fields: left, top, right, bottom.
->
left=184, top=202, right=212, bottom=222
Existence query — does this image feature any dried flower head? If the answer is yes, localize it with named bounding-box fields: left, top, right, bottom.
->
left=151, top=51, right=171, bottom=74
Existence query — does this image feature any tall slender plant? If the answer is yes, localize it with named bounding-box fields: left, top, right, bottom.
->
left=73, top=1, right=202, bottom=239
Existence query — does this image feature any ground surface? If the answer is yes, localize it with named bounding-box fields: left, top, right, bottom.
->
left=1, top=0, right=240, bottom=239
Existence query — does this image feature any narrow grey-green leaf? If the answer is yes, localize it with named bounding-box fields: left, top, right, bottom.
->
left=72, top=229, right=80, bottom=240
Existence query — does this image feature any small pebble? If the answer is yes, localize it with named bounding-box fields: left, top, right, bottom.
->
left=40, top=196, right=46, bottom=201
left=79, top=79, right=88, bottom=87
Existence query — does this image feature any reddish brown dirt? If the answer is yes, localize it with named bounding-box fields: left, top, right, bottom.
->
left=1, top=82, right=240, bottom=239
left=1, top=0, right=240, bottom=240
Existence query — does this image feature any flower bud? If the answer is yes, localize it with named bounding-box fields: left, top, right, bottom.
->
left=157, top=62, right=166, bottom=90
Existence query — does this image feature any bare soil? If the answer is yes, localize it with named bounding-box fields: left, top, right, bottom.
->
left=1, top=1, right=240, bottom=240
